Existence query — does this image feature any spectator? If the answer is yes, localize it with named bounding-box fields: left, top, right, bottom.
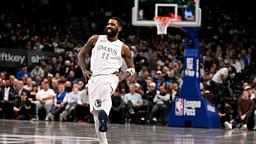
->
left=34, top=81, right=56, bottom=120
left=240, top=49, right=250, bottom=66
left=148, top=85, right=170, bottom=125
left=118, top=81, right=129, bottom=98
left=16, top=65, right=30, bottom=80
left=46, top=83, right=67, bottom=121
left=0, top=72, right=7, bottom=80
left=24, top=77, right=33, bottom=91
left=224, top=86, right=254, bottom=130
left=202, top=85, right=215, bottom=105
left=75, top=85, right=91, bottom=122
left=77, top=80, right=85, bottom=91
left=169, top=81, right=179, bottom=103
left=50, top=78, right=59, bottom=93
left=59, top=83, right=80, bottom=121
left=123, top=83, right=143, bottom=123
left=64, top=81, right=72, bottom=92
left=66, top=70, right=77, bottom=83
left=123, top=83, right=143, bottom=115
left=218, top=100, right=234, bottom=128
left=34, top=75, right=43, bottom=86
left=30, top=65, right=45, bottom=79
left=0, top=80, right=17, bottom=119
left=29, top=83, right=38, bottom=101
left=16, top=80, right=29, bottom=97
left=61, top=60, right=73, bottom=77
left=134, top=82, right=144, bottom=96
left=13, top=92, right=35, bottom=120
left=110, top=91, right=126, bottom=124
left=143, top=82, right=156, bottom=122
left=210, top=64, right=233, bottom=104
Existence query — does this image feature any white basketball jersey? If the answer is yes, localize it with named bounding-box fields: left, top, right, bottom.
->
left=90, top=35, right=123, bottom=76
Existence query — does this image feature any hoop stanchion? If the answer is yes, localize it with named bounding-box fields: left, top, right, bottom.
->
left=168, top=28, right=220, bottom=128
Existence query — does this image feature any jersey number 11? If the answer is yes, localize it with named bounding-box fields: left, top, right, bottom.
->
left=101, top=52, right=110, bottom=60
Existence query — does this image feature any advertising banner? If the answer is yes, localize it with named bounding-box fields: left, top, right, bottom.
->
left=0, top=48, right=27, bottom=67
left=0, top=48, right=57, bottom=67
left=27, top=50, right=56, bottom=66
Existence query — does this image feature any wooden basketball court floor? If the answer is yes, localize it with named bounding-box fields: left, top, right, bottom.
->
left=0, top=120, right=255, bottom=144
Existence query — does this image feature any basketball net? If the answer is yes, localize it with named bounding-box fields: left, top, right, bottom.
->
left=154, top=16, right=172, bottom=35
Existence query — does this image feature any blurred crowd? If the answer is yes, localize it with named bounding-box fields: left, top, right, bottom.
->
left=0, top=0, right=256, bottom=129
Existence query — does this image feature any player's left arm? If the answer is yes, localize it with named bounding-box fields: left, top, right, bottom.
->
left=121, top=44, right=135, bottom=81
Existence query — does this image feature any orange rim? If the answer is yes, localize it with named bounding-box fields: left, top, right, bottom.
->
left=154, top=16, right=172, bottom=25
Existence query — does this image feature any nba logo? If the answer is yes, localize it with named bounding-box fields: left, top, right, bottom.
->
left=95, top=99, right=102, bottom=107
left=175, top=98, right=184, bottom=116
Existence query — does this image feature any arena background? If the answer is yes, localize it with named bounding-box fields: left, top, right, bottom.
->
left=0, top=0, right=256, bottom=129
left=0, top=0, right=256, bottom=143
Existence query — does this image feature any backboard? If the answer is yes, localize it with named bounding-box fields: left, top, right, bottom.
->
left=132, top=0, right=201, bottom=28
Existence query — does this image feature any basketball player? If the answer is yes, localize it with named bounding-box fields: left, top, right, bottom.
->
left=78, top=17, right=135, bottom=144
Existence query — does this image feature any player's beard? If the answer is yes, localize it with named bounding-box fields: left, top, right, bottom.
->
left=105, top=27, right=118, bottom=37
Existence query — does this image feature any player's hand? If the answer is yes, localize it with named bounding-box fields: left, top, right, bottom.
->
left=113, top=72, right=126, bottom=82
left=82, top=70, right=92, bottom=79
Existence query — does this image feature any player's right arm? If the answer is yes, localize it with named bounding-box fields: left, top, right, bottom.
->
left=78, top=35, right=98, bottom=78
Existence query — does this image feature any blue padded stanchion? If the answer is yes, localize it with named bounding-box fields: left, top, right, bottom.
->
left=168, top=28, right=220, bottom=128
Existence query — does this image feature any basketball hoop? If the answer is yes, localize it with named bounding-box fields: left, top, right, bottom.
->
left=154, top=16, right=172, bottom=35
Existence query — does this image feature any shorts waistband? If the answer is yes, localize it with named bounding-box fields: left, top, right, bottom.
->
left=92, top=72, right=119, bottom=77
